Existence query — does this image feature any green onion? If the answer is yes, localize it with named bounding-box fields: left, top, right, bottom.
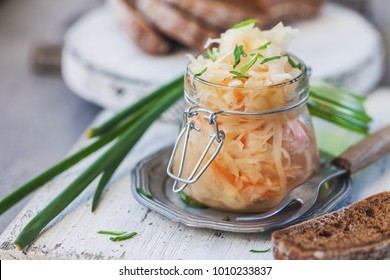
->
left=179, top=192, right=208, bottom=209
left=258, top=41, right=271, bottom=50
left=233, top=44, right=247, bottom=68
left=91, top=153, right=127, bottom=212
left=308, top=77, right=371, bottom=134
left=232, top=19, right=258, bottom=29
left=250, top=248, right=271, bottom=253
left=109, top=232, right=137, bottom=242
left=195, top=67, right=207, bottom=77
left=260, top=56, right=281, bottom=64
left=97, top=230, right=127, bottom=236
left=230, top=70, right=249, bottom=80
left=207, top=48, right=216, bottom=62
left=88, top=76, right=183, bottom=138
left=13, top=79, right=184, bottom=250
left=237, top=53, right=261, bottom=74
left=136, top=188, right=154, bottom=200
left=285, top=54, right=302, bottom=70
left=0, top=123, right=128, bottom=215
left=222, top=216, right=230, bottom=221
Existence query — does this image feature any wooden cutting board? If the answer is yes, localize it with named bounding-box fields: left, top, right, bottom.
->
left=0, top=88, right=389, bottom=260
left=62, top=2, right=384, bottom=111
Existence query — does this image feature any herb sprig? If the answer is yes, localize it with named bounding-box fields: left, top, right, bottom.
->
left=233, top=45, right=247, bottom=68
left=195, top=67, right=207, bottom=77
left=231, top=19, right=258, bottom=29
left=250, top=248, right=272, bottom=253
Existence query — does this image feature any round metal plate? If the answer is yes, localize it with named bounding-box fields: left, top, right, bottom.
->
left=131, top=146, right=351, bottom=233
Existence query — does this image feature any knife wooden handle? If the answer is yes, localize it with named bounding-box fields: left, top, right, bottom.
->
left=332, top=124, right=390, bottom=174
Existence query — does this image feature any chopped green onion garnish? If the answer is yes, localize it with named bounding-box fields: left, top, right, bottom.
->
left=109, top=232, right=137, bottom=242
left=250, top=248, right=271, bottom=253
left=195, top=67, right=207, bottom=77
left=258, top=41, right=271, bottom=50
left=285, top=54, right=302, bottom=70
left=222, top=216, right=230, bottom=221
left=230, top=70, right=249, bottom=80
left=237, top=53, right=261, bottom=74
left=207, top=48, right=216, bottom=62
left=233, top=44, right=247, bottom=68
left=260, top=56, right=281, bottom=64
left=98, top=230, right=127, bottom=236
left=136, top=188, right=154, bottom=200
left=179, top=192, right=208, bottom=209
left=232, top=19, right=258, bottom=29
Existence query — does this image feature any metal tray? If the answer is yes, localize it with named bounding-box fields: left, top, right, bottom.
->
left=131, top=146, right=351, bottom=233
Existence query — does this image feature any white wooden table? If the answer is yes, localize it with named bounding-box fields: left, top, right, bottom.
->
left=0, top=88, right=390, bottom=260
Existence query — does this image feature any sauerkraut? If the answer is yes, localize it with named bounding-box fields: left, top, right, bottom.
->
left=173, top=21, right=319, bottom=212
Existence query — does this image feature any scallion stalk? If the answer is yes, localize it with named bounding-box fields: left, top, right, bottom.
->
left=14, top=82, right=183, bottom=249
left=87, top=76, right=183, bottom=138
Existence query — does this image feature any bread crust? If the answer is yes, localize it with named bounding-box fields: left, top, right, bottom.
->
left=135, top=0, right=219, bottom=51
left=272, top=192, right=390, bottom=260
left=256, top=0, right=322, bottom=23
left=161, top=0, right=270, bottom=31
left=109, top=0, right=171, bottom=54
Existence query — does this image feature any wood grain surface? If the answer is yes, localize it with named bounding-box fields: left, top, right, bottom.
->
left=1, top=89, right=390, bottom=260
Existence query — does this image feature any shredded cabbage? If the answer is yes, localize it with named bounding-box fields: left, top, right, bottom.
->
left=176, top=22, right=318, bottom=212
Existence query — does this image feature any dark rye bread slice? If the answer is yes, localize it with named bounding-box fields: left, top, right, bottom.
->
left=272, top=192, right=390, bottom=260
left=108, top=0, right=171, bottom=54
left=135, top=0, right=219, bottom=51
left=162, top=0, right=270, bottom=31
left=256, top=0, right=323, bottom=23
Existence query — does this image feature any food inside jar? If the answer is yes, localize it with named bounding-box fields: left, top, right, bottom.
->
left=173, top=20, right=319, bottom=212
left=175, top=109, right=318, bottom=212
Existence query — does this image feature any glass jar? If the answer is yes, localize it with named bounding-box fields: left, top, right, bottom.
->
left=167, top=56, right=319, bottom=212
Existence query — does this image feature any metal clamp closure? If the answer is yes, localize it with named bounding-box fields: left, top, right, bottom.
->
left=167, top=106, right=225, bottom=193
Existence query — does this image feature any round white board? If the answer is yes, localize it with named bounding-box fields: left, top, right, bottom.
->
left=62, top=2, right=384, bottom=111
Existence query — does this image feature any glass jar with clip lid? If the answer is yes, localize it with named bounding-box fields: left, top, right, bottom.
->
left=167, top=55, right=319, bottom=212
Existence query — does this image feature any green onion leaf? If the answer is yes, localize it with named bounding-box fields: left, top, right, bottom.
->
left=260, top=56, right=281, bottom=64
left=98, top=230, right=127, bottom=236
left=88, top=76, right=183, bottom=138
left=236, top=53, right=261, bottom=75
left=109, top=232, right=137, bottom=242
left=136, top=188, right=154, bottom=200
left=195, top=67, right=207, bottom=77
left=233, top=44, right=247, bottom=68
left=250, top=248, right=271, bottom=253
left=258, top=41, right=271, bottom=50
left=179, top=192, right=208, bottom=209
left=13, top=80, right=183, bottom=250
left=230, top=70, right=249, bottom=80
left=232, top=19, right=258, bottom=29
left=207, top=49, right=217, bottom=62
left=92, top=152, right=127, bottom=212
left=285, top=54, right=302, bottom=70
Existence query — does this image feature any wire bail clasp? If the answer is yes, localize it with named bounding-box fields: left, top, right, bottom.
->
left=167, top=106, right=225, bottom=193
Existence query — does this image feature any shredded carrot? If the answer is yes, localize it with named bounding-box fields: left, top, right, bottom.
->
left=234, top=90, right=245, bottom=102
left=211, top=161, right=236, bottom=186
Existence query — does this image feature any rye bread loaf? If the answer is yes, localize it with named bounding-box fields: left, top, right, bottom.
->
left=161, top=0, right=270, bottom=31
left=108, top=0, right=172, bottom=54
left=272, top=192, right=390, bottom=260
left=256, top=0, right=322, bottom=23
left=135, top=0, right=219, bottom=51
